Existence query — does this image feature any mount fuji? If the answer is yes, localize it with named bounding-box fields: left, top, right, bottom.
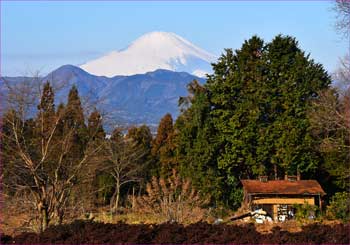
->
left=80, top=31, right=216, bottom=77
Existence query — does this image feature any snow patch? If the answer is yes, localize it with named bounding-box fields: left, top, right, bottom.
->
left=192, top=69, right=208, bottom=78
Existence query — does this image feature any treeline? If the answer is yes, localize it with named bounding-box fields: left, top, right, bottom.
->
left=1, top=35, right=349, bottom=231
left=1, top=82, right=158, bottom=231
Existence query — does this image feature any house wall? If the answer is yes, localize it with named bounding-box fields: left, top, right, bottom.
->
left=252, top=197, right=315, bottom=205
left=251, top=197, right=316, bottom=222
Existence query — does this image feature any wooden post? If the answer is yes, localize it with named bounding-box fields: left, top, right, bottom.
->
left=273, top=205, right=278, bottom=222
left=132, top=186, right=135, bottom=210
left=274, top=164, right=277, bottom=180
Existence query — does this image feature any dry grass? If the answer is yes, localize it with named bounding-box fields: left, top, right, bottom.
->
left=92, top=208, right=163, bottom=224
left=2, top=204, right=345, bottom=237
left=1, top=197, right=36, bottom=236
left=2, top=195, right=344, bottom=236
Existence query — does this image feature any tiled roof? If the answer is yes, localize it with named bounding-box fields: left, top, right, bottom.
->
left=241, top=180, right=326, bottom=196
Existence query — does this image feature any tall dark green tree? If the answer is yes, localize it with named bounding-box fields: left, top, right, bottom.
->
left=262, top=36, right=330, bottom=176
left=127, top=125, right=153, bottom=170
left=151, top=113, right=177, bottom=178
left=176, top=35, right=331, bottom=209
left=208, top=35, right=330, bottom=179
left=63, top=85, right=88, bottom=162
left=66, top=85, right=85, bottom=125
left=208, top=37, right=266, bottom=179
left=175, top=80, right=224, bottom=207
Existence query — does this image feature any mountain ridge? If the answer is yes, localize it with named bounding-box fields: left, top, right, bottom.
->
left=1, top=65, right=206, bottom=127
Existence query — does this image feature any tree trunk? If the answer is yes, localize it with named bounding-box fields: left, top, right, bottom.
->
left=111, top=180, right=120, bottom=212
left=115, top=181, right=120, bottom=212
left=115, top=192, right=119, bottom=212
left=40, top=207, right=49, bottom=232
left=57, top=207, right=64, bottom=225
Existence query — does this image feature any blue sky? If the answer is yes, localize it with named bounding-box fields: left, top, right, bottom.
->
left=1, top=1, right=348, bottom=76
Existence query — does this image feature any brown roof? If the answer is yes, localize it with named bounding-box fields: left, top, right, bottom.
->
left=241, top=180, right=326, bottom=196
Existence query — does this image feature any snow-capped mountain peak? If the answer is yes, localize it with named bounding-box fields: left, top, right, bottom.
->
left=80, top=31, right=216, bottom=77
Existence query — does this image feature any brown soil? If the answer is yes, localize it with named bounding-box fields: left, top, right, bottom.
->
left=1, top=220, right=349, bottom=244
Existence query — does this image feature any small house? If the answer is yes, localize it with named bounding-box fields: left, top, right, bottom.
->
left=241, top=176, right=326, bottom=222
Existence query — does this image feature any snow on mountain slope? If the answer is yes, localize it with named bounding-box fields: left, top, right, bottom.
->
left=80, top=31, right=216, bottom=77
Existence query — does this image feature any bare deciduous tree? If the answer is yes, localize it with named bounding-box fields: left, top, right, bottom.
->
left=333, top=54, right=350, bottom=93
left=103, top=129, right=147, bottom=212
left=333, top=0, right=350, bottom=38
left=1, top=78, right=105, bottom=232
left=308, top=87, right=350, bottom=189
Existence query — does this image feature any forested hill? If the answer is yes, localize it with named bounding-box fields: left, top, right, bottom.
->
left=1, top=66, right=206, bottom=126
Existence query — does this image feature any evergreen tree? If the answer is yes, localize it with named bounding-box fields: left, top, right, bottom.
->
left=176, top=35, right=331, bottom=209
left=65, top=85, right=86, bottom=129
left=63, top=85, right=88, bottom=162
left=151, top=113, right=176, bottom=177
left=37, top=81, right=56, bottom=143
left=55, top=103, right=66, bottom=135
left=126, top=125, right=153, bottom=165
left=38, top=81, right=55, bottom=115
left=127, top=125, right=154, bottom=185
left=207, top=37, right=266, bottom=179
left=127, top=125, right=152, bottom=149
left=260, top=35, right=330, bottom=176
left=175, top=81, right=224, bottom=207
left=111, top=127, right=124, bottom=143
left=87, top=108, right=105, bottom=141
left=207, top=35, right=330, bottom=179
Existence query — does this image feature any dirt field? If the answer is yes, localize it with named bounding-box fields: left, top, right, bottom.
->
left=1, top=220, right=349, bottom=244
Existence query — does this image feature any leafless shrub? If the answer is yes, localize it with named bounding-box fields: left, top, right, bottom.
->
left=134, top=169, right=209, bottom=223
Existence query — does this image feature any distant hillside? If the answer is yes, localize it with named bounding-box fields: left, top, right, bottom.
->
left=1, top=65, right=206, bottom=127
